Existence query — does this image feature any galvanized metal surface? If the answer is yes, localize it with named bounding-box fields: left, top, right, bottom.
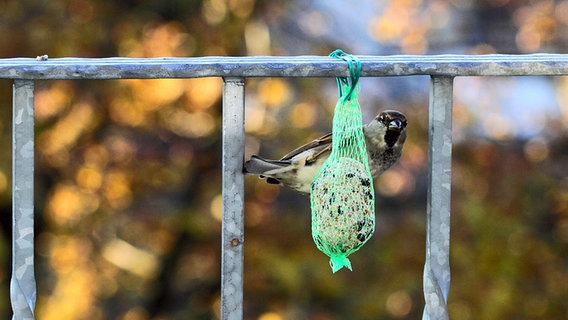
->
left=8, top=54, right=563, bottom=320
left=423, top=76, right=453, bottom=320
left=1, top=54, right=568, bottom=79
left=11, top=80, right=36, bottom=320
left=221, top=78, right=246, bottom=320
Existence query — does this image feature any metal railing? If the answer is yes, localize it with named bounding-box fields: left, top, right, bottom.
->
left=4, top=54, right=568, bottom=320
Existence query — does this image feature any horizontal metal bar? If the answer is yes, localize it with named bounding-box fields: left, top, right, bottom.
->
left=2, top=54, right=568, bottom=79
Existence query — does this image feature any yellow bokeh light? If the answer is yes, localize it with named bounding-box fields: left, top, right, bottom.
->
left=258, top=312, right=283, bottom=320
left=109, top=96, right=146, bottom=126
left=161, top=108, right=216, bottom=138
left=401, top=28, right=428, bottom=54
left=144, top=22, right=189, bottom=57
left=110, top=77, right=221, bottom=128
left=127, top=79, right=186, bottom=109
left=376, top=168, right=415, bottom=197
left=245, top=102, right=267, bottom=133
left=202, top=0, right=228, bottom=25
left=369, top=16, right=405, bottom=42
left=38, top=235, right=99, bottom=320
left=35, top=82, right=74, bottom=121
left=257, top=79, right=292, bottom=109
left=368, top=0, right=433, bottom=53
left=244, top=201, right=268, bottom=227
left=48, top=236, right=93, bottom=273
left=106, top=135, right=137, bottom=164
left=369, top=1, right=418, bottom=43
left=38, top=100, right=96, bottom=158
left=245, top=20, right=271, bottom=55
left=120, top=307, right=151, bottom=320
left=103, top=170, right=132, bottom=209
left=210, top=194, right=223, bottom=222
left=523, top=137, right=550, bottom=163
left=102, top=239, right=159, bottom=279
left=39, top=236, right=99, bottom=319
left=0, top=170, right=7, bottom=194
left=185, top=78, right=222, bottom=111
left=76, top=165, right=103, bottom=192
left=229, top=0, right=255, bottom=18
left=555, top=77, right=568, bottom=127
left=47, top=183, right=100, bottom=226
left=385, top=290, right=413, bottom=318
left=38, top=268, right=99, bottom=320
left=288, top=102, right=317, bottom=128
left=516, top=27, right=542, bottom=52
left=83, top=143, right=110, bottom=167
left=513, top=2, right=556, bottom=52
left=399, top=142, right=426, bottom=170
left=482, top=113, right=512, bottom=140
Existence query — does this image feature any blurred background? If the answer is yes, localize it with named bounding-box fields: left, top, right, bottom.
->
left=0, top=0, right=568, bottom=319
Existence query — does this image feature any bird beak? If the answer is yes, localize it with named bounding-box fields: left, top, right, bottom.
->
left=388, top=118, right=403, bottom=131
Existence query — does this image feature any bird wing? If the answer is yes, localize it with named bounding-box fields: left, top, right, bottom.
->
left=244, top=155, right=291, bottom=174
left=280, top=133, right=332, bottom=164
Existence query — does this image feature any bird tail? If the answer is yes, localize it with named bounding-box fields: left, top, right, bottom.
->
left=243, top=155, right=289, bottom=175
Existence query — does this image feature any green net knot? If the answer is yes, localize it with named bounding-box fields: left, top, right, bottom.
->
left=330, top=253, right=353, bottom=273
left=329, top=49, right=361, bottom=102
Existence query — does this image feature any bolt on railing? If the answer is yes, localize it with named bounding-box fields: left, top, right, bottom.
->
left=3, top=54, right=568, bottom=320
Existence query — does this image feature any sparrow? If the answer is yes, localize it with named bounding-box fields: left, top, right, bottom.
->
left=244, top=110, right=407, bottom=194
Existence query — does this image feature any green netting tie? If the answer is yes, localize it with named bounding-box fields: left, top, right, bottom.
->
left=310, top=50, right=375, bottom=273
left=329, top=49, right=362, bottom=102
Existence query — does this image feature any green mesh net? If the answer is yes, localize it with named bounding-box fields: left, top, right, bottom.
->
left=310, top=50, right=375, bottom=273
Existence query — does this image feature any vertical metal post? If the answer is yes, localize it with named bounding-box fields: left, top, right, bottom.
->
left=423, top=76, right=453, bottom=320
left=11, top=80, right=36, bottom=320
left=221, top=77, right=245, bottom=320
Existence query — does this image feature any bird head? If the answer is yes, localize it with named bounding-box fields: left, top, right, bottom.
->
left=365, top=110, right=408, bottom=149
left=377, top=110, right=407, bottom=131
